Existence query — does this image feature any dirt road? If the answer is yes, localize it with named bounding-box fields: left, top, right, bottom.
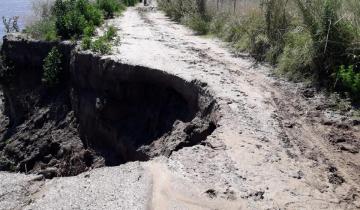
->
left=1, top=4, right=359, bottom=210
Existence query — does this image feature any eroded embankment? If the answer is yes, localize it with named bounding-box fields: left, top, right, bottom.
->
left=0, top=34, right=218, bottom=177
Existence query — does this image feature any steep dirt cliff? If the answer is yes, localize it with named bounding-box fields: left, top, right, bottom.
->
left=0, top=34, right=217, bottom=178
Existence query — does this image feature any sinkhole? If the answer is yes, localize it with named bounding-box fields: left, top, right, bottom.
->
left=71, top=59, right=219, bottom=167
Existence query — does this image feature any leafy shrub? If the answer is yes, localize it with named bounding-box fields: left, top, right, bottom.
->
left=158, top=0, right=196, bottom=22
left=81, top=26, right=117, bottom=54
left=77, top=0, right=103, bottom=25
left=296, top=0, right=355, bottom=80
left=57, top=10, right=87, bottom=39
left=91, top=37, right=111, bottom=54
left=52, top=0, right=103, bottom=39
left=278, top=29, right=314, bottom=81
left=25, top=18, right=58, bottom=41
left=42, top=47, right=62, bottom=87
left=209, top=13, right=229, bottom=35
left=81, top=36, right=92, bottom=50
left=336, top=65, right=360, bottom=98
left=263, top=0, right=290, bottom=46
left=83, top=24, right=95, bottom=37
left=220, top=19, right=244, bottom=43
left=97, top=0, right=120, bottom=18
left=220, top=10, right=266, bottom=55
left=104, top=25, right=117, bottom=40
left=122, top=0, right=136, bottom=7
left=182, top=14, right=210, bottom=35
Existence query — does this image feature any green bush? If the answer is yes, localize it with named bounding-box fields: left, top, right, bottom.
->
left=122, top=0, right=136, bottom=7
left=220, top=19, right=244, bottom=43
left=104, top=25, right=117, bottom=40
left=25, top=18, right=58, bottom=41
left=296, top=0, right=355, bottom=80
left=220, top=10, right=267, bottom=56
left=42, top=47, right=62, bottom=87
left=57, top=10, right=87, bottom=39
left=81, top=36, right=92, bottom=50
left=158, top=0, right=195, bottom=22
left=91, top=37, right=111, bottom=54
left=97, top=0, right=121, bottom=18
left=278, top=29, right=314, bottom=81
left=77, top=0, right=103, bottom=25
left=336, top=65, right=360, bottom=98
left=209, top=13, right=228, bottom=35
left=52, top=0, right=103, bottom=39
left=83, top=24, right=95, bottom=37
left=263, top=0, right=290, bottom=46
left=81, top=26, right=117, bottom=54
left=182, top=14, right=210, bottom=35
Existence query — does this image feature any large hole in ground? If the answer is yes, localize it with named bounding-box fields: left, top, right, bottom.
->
left=77, top=81, right=216, bottom=166
left=0, top=55, right=218, bottom=177
left=67, top=57, right=220, bottom=172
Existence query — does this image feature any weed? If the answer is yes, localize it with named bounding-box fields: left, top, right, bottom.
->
left=122, top=0, right=136, bottom=7
left=81, top=36, right=92, bottom=50
left=83, top=24, right=95, bottom=37
left=52, top=0, right=103, bottom=39
left=42, top=47, right=62, bottom=87
left=335, top=65, right=360, bottom=99
left=277, top=28, right=314, bottom=81
left=104, top=25, right=117, bottom=40
left=96, top=0, right=121, bottom=18
left=91, top=37, right=111, bottom=54
left=24, top=18, right=58, bottom=41
left=182, top=13, right=210, bottom=35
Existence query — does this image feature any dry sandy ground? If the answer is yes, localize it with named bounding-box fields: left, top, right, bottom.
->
left=1, top=4, right=360, bottom=210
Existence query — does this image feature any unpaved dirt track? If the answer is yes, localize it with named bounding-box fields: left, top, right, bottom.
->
left=1, top=4, right=360, bottom=210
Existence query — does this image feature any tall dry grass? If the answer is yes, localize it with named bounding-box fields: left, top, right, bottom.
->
left=158, top=0, right=360, bottom=102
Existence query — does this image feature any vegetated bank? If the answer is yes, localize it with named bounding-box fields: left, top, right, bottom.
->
left=23, top=0, right=138, bottom=54
left=158, top=0, right=360, bottom=106
left=0, top=0, right=218, bottom=178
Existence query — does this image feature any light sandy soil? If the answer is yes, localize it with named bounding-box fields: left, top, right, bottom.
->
left=1, top=3, right=359, bottom=210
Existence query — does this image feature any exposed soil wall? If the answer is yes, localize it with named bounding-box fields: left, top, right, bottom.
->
left=0, top=34, right=218, bottom=177
left=0, top=34, right=74, bottom=127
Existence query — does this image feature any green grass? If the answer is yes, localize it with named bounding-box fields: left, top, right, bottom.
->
left=81, top=26, right=118, bottom=54
left=90, top=37, right=112, bottom=54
